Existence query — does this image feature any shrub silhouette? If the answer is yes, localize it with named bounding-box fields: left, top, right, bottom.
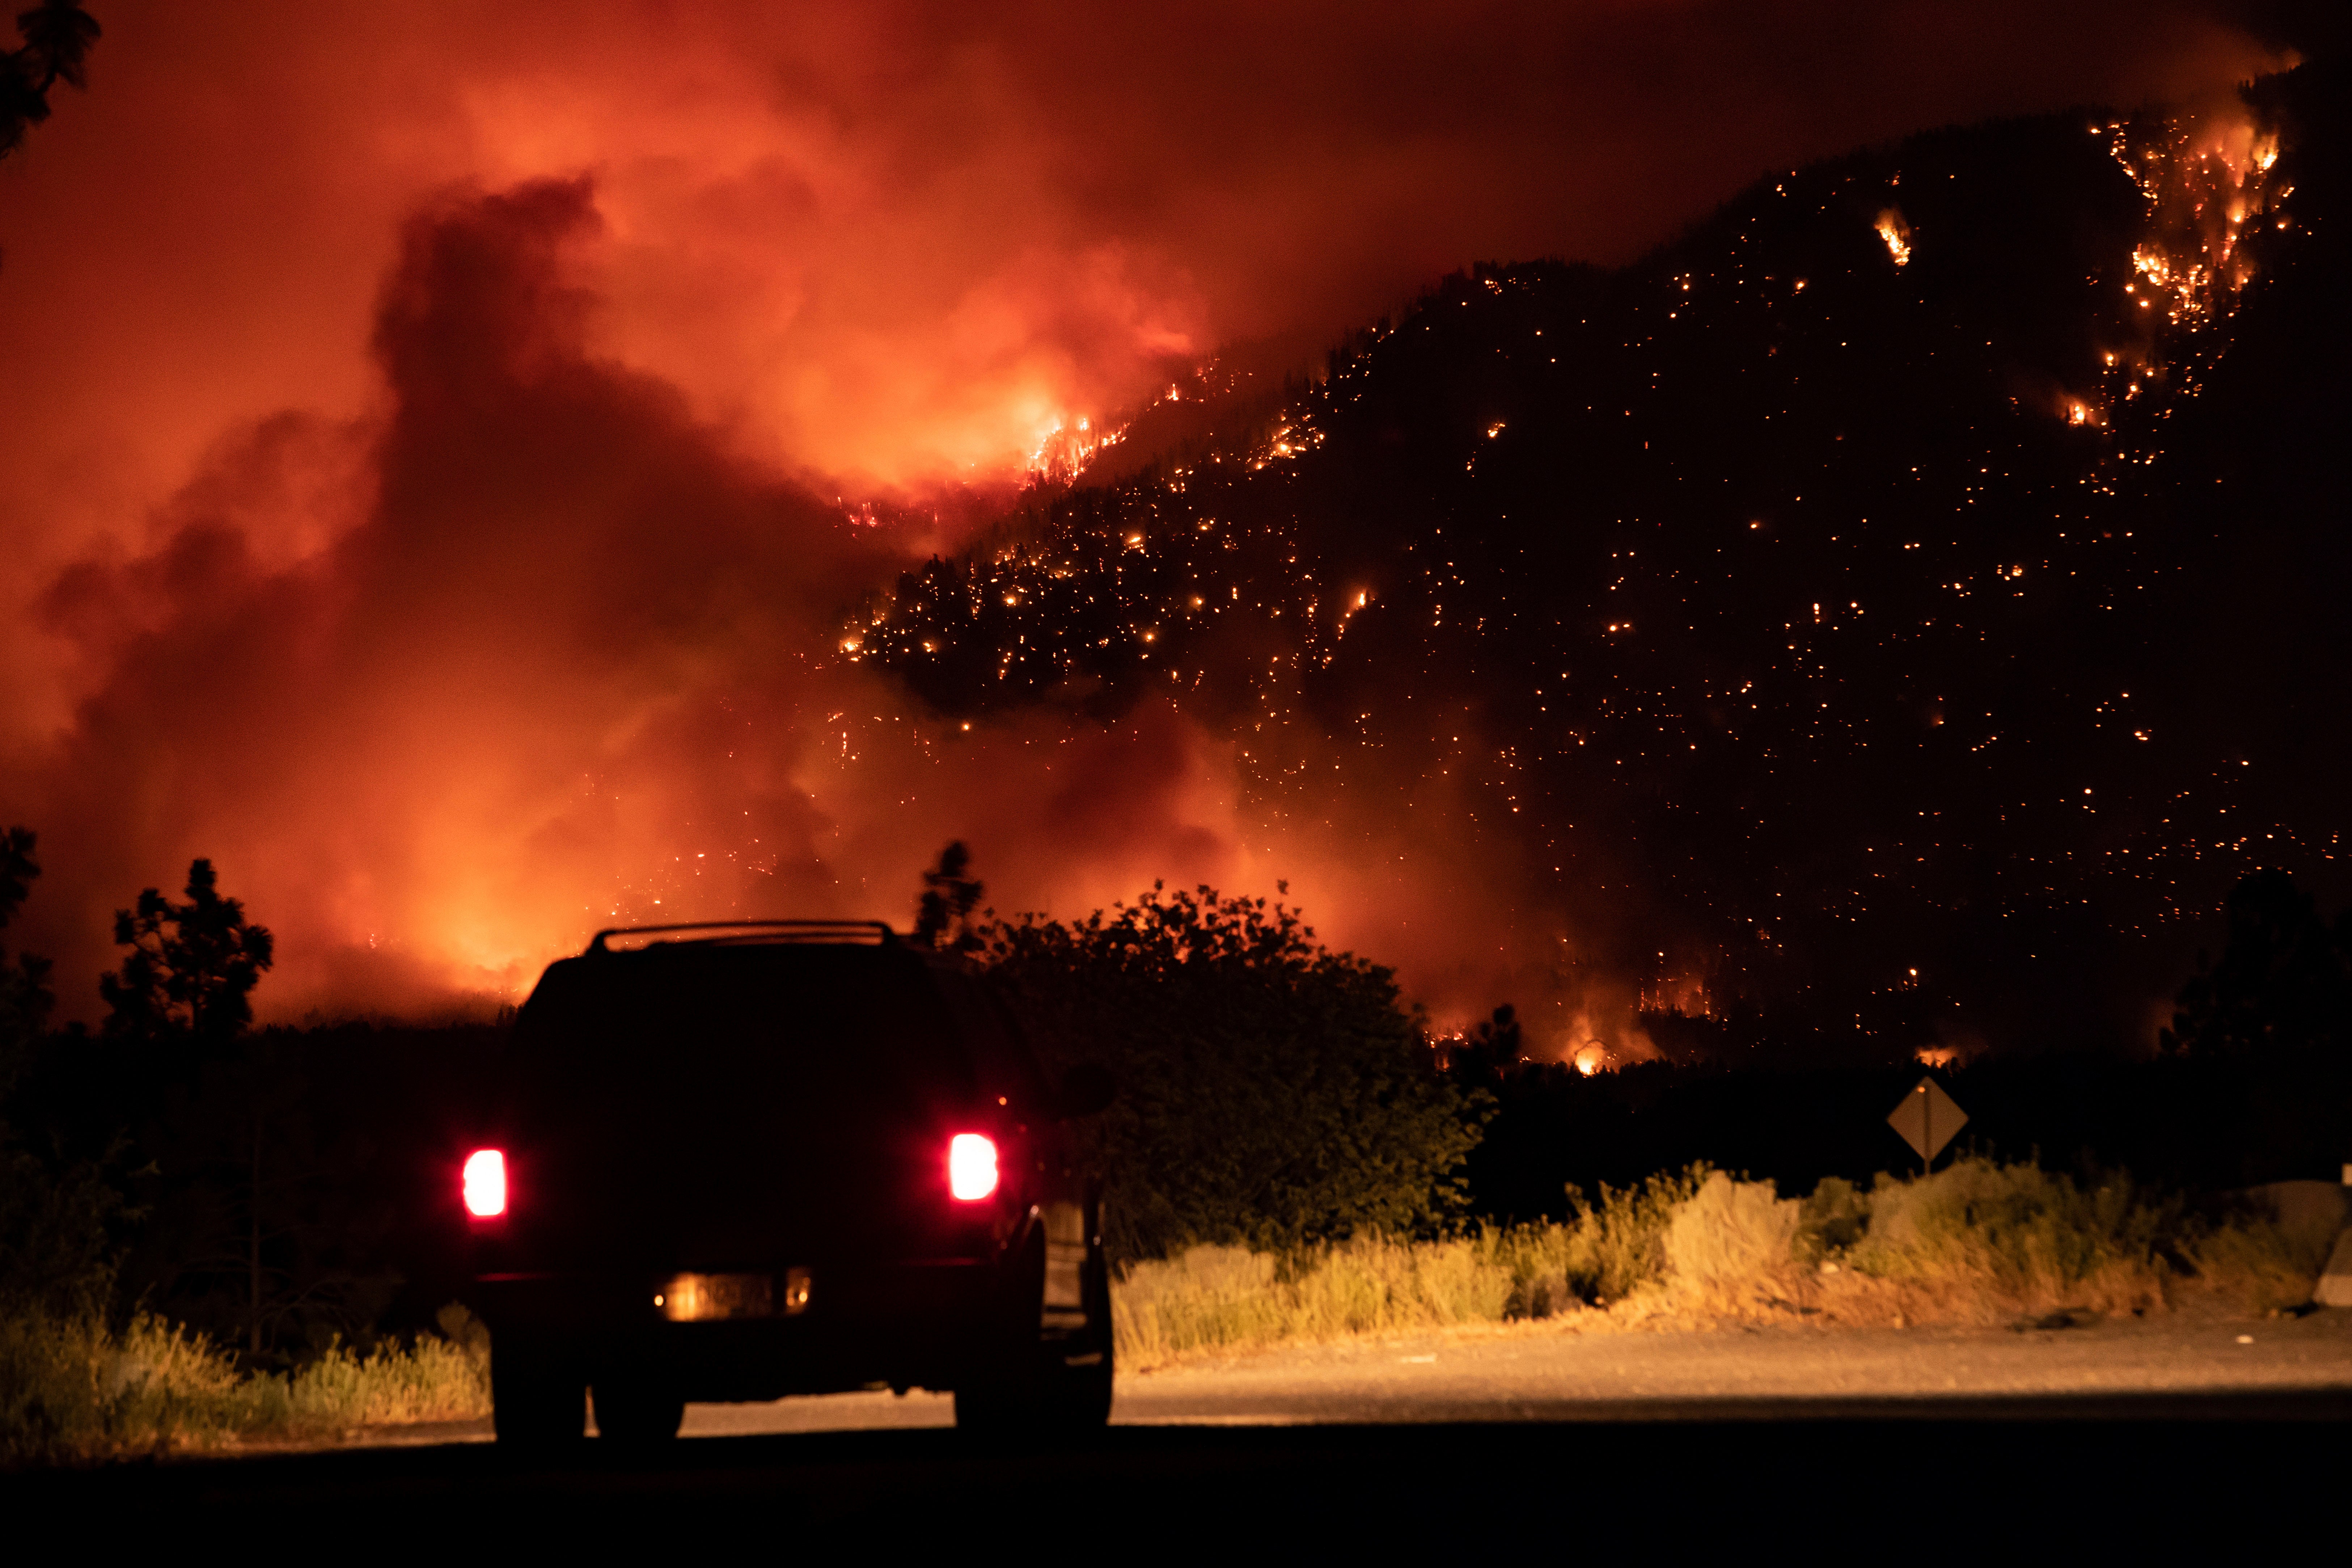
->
left=2163, top=868, right=2352, bottom=1058
left=980, top=881, right=1484, bottom=1261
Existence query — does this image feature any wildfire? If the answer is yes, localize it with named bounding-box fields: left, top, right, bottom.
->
left=1874, top=207, right=1912, bottom=267
left=2103, top=111, right=2282, bottom=331
left=1249, top=416, right=1324, bottom=472
left=1027, top=413, right=1129, bottom=483
left=2060, top=107, right=2290, bottom=445
left=1336, top=588, right=1371, bottom=639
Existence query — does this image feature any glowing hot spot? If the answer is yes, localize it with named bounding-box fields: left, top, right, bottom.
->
left=1874, top=207, right=1912, bottom=267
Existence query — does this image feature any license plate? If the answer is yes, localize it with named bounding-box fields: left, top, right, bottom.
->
left=655, top=1268, right=810, bottom=1322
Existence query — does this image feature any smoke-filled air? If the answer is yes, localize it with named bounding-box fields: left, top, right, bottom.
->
left=0, top=0, right=2302, bottom=1044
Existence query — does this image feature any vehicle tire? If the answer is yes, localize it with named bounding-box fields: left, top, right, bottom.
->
left=1041, top=1235, right=1114, bottom=1428
left=592, top=1371, right=685, bottom=1445
left=491, top=1333, right=588, bottom=1448
left=954, top=1210, right=1113, bottom=1433
left=955, top=1221, right=1049, bottom=1432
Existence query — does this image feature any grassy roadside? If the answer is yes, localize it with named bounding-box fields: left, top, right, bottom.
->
left=6, top=1157, right=2334, bottom=1460
left=0, top=1305, right=490, bottom=1467
left=1110, top=1158, right=2343, bottom=1369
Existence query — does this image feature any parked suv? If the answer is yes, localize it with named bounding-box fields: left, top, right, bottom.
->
left=456, top=921, right=1113, bottom=1442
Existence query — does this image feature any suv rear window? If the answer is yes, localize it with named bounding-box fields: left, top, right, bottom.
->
left=504, top=945, right=981, bottom=1132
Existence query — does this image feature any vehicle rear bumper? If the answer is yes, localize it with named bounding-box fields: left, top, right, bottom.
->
left=471, top=1260, right=995, bottom=1399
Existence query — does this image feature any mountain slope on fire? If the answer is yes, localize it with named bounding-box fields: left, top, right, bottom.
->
left=858, top=61, right=2352, bottom=1063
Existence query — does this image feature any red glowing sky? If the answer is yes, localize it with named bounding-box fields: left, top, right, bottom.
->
left=0, top=2, right=2280, bottom=1024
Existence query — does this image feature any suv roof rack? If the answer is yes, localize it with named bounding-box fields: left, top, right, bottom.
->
left=587, top=920, right=899, bottom=954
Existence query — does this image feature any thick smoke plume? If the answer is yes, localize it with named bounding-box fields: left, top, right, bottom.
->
left=12, top=181, right=1293, bottom=1016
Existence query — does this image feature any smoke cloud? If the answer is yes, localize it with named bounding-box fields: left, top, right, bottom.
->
left=0, top=1, right=2280, bottom=1023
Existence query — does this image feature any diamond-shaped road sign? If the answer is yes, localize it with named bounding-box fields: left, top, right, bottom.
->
left=1887, top=1076, right=1968, bottom=1169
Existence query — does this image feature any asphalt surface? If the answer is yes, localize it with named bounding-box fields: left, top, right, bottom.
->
left=17, top=1316, right=2350, bottom=1549
left=669, top=1308, right=2352, bottom=1429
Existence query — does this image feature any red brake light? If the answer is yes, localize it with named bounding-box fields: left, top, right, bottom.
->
left=463, top=1148, right=507, bottom=1218
left=948, top=1133, right=998, bottom=1201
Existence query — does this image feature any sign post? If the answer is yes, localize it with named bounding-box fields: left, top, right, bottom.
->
left=1886, top=1077, right=1968, bottom=1176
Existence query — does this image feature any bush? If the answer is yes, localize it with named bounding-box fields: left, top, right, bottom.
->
left=2184, top=1186, right=2348, bottom=1314
left=0, top=1303, right=490, bottom=1467
left=0, top=1140, right=131, bottom=1322
left=1104, top=1158, right=2338, bottom=1365
left=281, top=1319, right=489, bottom=1428
left=0, top=1309, right=262, bottom=1465
left=1113, top=1235, right=1523, bottom=1367
left=1666, top=1172, right=1801, bottom=1308
left=983, top=884, right=1485, bottom=1260
left=1656, top=1159, right=2335, bottom=1324
left=1559, top=1166, right=1710, bottom=1305
left=1109, top=1167, right=1714, bottom=1367
left=1837, top=1160, right=2179, bottom=1318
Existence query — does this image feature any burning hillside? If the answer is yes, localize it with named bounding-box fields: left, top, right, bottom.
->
left=0, top=10, right=2323, bottom=1048
left=857, top=64, right=2352, bottom=1061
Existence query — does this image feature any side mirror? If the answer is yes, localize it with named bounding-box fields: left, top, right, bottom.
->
left=1057, top=1062, right=1116, bottom=1119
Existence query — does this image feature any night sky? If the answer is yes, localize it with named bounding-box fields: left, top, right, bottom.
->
left=0, top=3, right=2326, bottom=1049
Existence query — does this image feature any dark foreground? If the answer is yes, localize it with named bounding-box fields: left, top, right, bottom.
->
left=14, top=1395, right=2347, bottom=1551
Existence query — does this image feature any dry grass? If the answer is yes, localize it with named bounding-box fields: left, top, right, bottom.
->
left=0, top=1303, right=491, bottom=1467
left=1112, top=1167, right=1709, bottom=1368
left=11, top=1159, right=2332, bottom=1455
left=2185, top=1188, right=2347, bottom=1315
left=0, top=1310, right=263, bottom=1465
left=1689, top=1161, right=2181, bottom=1327
left=278, top=1313, right=492, bottom=1429
left=1113, top=1237, right=1510, bottom=1367
left=1111, top=1159, right=2338, bottom=1367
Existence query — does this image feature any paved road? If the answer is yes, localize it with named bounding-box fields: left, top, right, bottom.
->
left=352, top=1309, right=2352, bottom=1445
left=20, top=1316, right=2348, bottom=1548
left=671, top=1310, right=2352, bottom=1432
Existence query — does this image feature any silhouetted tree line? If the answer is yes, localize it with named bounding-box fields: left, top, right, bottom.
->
left=0, top=827, right=123, bottom=1322
left=1, top=832, right=493, bottom=1361
left=5, top=821, right=2344, bottom=1359
left=1452, top=869, right=2352, bottom=1218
